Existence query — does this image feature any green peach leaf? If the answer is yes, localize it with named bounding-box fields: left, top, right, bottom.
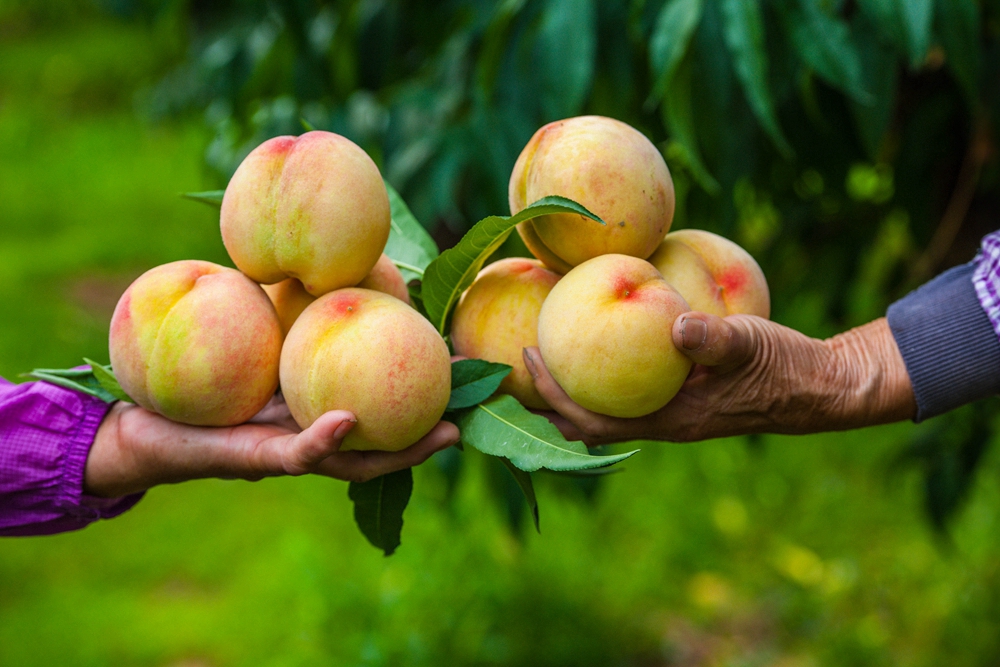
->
left=181, top=190, right=225, bottom=207
left=499, top=456, right=540, bottom=533
left=23, top=367, right=117, bottom=403
left=448, top=359, right=512, bottom=410
left=421, top=196, right=603, bottom=335
left=384, top=180, right=439, bottom=282
left=84, top=358, right=133, bottom=403
left=455, top=395, right=637, bottom=472
left=348, top=467, right=413, bottom=557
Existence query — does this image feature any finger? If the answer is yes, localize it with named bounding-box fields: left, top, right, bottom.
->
left=450, top=355, right=468, bottom=363
left=672, top=313, right=761, bottom=370
left=522, top=347, right=619, bottom=440
left=277, top=410, right=357, bottom=474
left=316, top=420, right=460, bottom=482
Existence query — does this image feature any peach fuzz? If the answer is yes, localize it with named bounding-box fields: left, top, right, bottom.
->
left=451, top=258, right=561, bottom=409
left=263, top=254, right=409, bottom=335
left=510, top=115, right=675, bottom=273
left=109, top=260, right=282, bottom=426
left=221, top=130, right=390, bottom=297
left=537, top=254, right=692, bottom=418
left=280, top=288, right=451, bottom=452
left=647, top=229, right=770, bottom=318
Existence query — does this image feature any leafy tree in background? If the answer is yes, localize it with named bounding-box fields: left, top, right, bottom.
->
left=110, top=0, right=1000, bottom=527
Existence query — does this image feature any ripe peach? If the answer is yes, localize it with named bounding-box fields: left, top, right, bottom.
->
left=109, top=260, right=282, bottom=426
left=357, top=253, right=411, bottom=304
left=537, top=254, right=692, bottom=418
left=451, top=258, right=561, bottom=409
left=262, top=254, right=409, bottom=335
left=647, top=229, right=770, bottom=318
left=510, top=116, right=675, bottom=273
left=280, top=288, right=451, bottom=452
left=261, top=278, right=315, bottom=336
left=221, top=131, right=390, bottom=296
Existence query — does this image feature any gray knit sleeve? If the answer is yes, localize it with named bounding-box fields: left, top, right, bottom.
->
left=886, top=261, right=1000, bottom=422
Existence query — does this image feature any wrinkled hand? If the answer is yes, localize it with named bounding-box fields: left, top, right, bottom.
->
left=524, top=312, right=916, bottom=445
left=84, top=393, right=460, bottom=497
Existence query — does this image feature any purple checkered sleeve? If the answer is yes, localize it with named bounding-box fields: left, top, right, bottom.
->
left=887, top=230, right=1000, bottom=421
left=0, top=378, right=143, bottom=536
left=973, top=231, right=1000, bottom=338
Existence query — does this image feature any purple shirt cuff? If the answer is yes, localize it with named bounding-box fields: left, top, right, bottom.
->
left=1, top=379, right=144, bottom=536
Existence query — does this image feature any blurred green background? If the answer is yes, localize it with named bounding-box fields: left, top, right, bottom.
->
left=2, top=0, right=999, bottom=664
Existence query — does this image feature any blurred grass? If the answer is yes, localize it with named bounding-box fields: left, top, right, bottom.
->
left=1, top=8, right=999, bottom=667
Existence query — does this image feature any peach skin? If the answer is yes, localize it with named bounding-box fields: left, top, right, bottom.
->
left=109, top=260, right=282, bottom=426
left=263, top=254, right=409, bottom=335
left=221, top=131, right=390, bottom=296
left=510, top=116, right=675, bottom=272
left=648, top=229, right=770, bottom=318
left=537, top=254, right=692, bottom=418
left=451, top=258, right=561, bottom=409
left=280, top=288, right=451, bottom=452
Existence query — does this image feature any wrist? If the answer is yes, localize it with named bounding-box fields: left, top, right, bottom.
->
left=822, top=318, right=917, bottom=429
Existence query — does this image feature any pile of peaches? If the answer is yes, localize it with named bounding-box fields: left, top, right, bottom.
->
left=109, top=115, right=768, bottom=451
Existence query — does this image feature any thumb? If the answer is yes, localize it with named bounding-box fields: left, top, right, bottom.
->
left=672, top=313, right=761, bottom=370
left=283, top=410, right=357, bottom=472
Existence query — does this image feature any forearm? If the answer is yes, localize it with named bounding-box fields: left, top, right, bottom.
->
left=820, top=318, right=917, bottom=430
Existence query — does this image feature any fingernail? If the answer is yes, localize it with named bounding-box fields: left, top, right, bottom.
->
left=522, top=348, right=538, bottom=378
left=333, top=419, right=356, bottom=440
left=681, top=317, right=707, bottom=350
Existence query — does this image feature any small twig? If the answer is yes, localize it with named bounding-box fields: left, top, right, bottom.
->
left=908, top=114, right=993, bottom=285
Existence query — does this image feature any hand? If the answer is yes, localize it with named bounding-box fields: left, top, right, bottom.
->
left=523, top=312, right=916, bottom=445
left=84, top=393, right=460, bottom=497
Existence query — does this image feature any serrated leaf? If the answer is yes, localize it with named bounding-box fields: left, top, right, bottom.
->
left=936, top=0, right=980, bottom=106
left=84, top=358, right=132, bottom=403
left=456, top=395, right=637, bottom=472
left=537, top=0, right=596, bottom=118
left=24, top=369, right=117, bottom=403
left=662, top=55, right=720, bottom=193
left=384, top=180, right=439, bottom=282
left=782, top=0, right=870, bottom=103
left=646, top=0, right=705, bottom=108
left=181, top=190, right=225, bottom=207
left=720, top=0, right=792, bottom=158
left=348, top=468, right=413, bottom=556
left=448, top=359, right=512, bottom=410
left=421, top=196, right=603, bottom=335
left=499, top=456, right=540, bottom=533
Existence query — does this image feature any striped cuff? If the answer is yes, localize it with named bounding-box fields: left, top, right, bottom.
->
left=887, top=262, right=1000, bottom=422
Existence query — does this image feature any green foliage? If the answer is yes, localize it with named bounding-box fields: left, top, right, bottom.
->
left=446, top=359, right=512, bottom=410
left=23, top=365, right=119, bottom=403
left=384, top=180, right=440, bottom=281
left=420, top=196, right=602, bottom=334
left=455, top=395, right=638, bottom=472
left=348, top=468, right=413, bottom=556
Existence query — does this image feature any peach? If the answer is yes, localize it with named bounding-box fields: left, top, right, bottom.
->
left=357, top=252, right=411, bottom=304
left=280, top=288, right=451, bottom=452
left=109, top=260, right=282, bottom=426
left=451, top=258, right=561, bottom=409
left=261, top=278, right=315, bottom=336
left=262, top=254, right=409, bottom=335
left=647, top=230, right=770, bottom=318
left=221, top=131, right=390, bottom=296
left=537, top=254, right=692, bottom=418
left=510, top=116, right=675, bottom=273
